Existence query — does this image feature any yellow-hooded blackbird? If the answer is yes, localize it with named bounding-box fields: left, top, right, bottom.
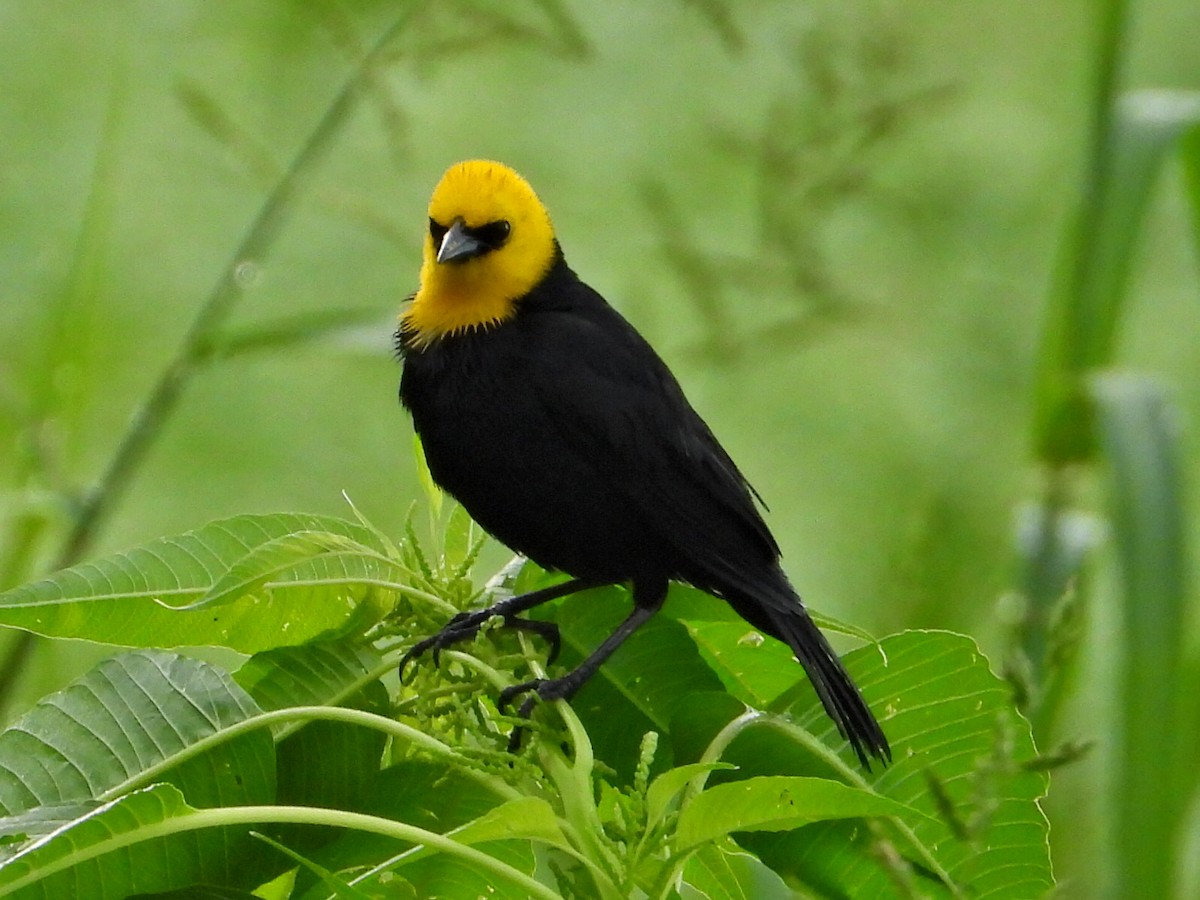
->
left=397, top=160, right=890, bottom=767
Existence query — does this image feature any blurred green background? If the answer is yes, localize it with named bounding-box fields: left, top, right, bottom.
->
left=1, top=1, right=1197, bottom=896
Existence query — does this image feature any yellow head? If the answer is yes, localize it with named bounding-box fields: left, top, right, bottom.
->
left=402, top=160, right=557, bottom=345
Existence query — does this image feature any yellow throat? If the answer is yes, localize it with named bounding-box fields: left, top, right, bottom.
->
left=402, top=160, right=557, bottom=345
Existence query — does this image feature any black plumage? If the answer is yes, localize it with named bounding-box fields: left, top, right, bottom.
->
left=398, top=244, right=890, bottom=768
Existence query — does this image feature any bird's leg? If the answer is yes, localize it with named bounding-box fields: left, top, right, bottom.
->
left=399, top=577, right=596, bottom=677
left=500, top=579, right=667, bottom=750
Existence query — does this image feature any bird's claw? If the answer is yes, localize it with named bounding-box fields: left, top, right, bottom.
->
left=397, top=635, right=437, bottom=680
left=399, top=612, right=562, bottom=681
left=497, top=676, right=579, bottom=750
left=497, top=678, right=542, bottom=714
left=498, top=679, right=545, bottom=751
left=398, top=610, right=483, bottom=679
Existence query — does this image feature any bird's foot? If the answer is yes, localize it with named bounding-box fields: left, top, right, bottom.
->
left=399, top=610, right=561, bottom=679
left=398, top=610, right=477, bottom=677
left=497, top=675, right=578, bottom=751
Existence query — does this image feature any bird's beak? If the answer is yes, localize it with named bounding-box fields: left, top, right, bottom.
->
left=436, top=219, right=485, bottom=264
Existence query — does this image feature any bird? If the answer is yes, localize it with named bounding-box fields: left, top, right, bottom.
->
left=396, top=160, right=890, bottom=768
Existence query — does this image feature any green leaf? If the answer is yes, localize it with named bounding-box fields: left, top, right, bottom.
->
left=645, top=762, right=737, bottom=830
left=1091, top=374, right=1194, bottom=900
left=330, top=791, right=546, bottom=900
left=1072, top=91, right=1200, bottom=366
left=235, top=640, right=385, bottom=717
left=1184, top=123, right=1200, bottom=258
left=250, top=830, right=383, bottom=900
left=0, top=514, right=398, bottom=653
left=371, top=846, right=538, bottom=900
left=710, top=631, right=1052, bottom=898
left=0, top=651, right=281, bottom=895
left=672, top=584, right=879, bottom=708
left=0, top=783, right=556, bottom=900
left=682, top=620, right=802, bottom=708
left=0, top=804, right=100, bottom=852
left=236, top=642, right=390, bottom=858
left=678, top=844, right=793, bottom=900
left=89, top=886, right=264, bottom=900
left=667, top=584, right=876, bottom=643
left=413, top=435, right=443, bottom=521
left=675, top=776, right=913, bottom=852
left=0, top=784, right=248, bottom=899
left=805, top=609, right=878, bottom=644
left=0, top=651, right=273, bottom=816
left=288, top=761, right=516, bottom=900
left=442, top=503, right=482, bottom=576
left=449, top=797, right=569, bottom=850
left=185, top=530, right=393, bottom=611
left=271, top=682, right=390, bottom=811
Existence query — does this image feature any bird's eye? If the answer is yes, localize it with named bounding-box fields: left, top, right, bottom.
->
left=476, top=220, right=511, bottom=248
left=429, top=218, right=448, bottom=245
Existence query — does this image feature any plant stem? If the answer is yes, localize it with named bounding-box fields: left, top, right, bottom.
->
left=0, top=9, right=418, bottom=722
left=57, top=10, right=415, bottom=570
left=100, top=704, right=522, bottom=805
left=2, top=799, right=562, bottom=900
left=1032, top=0, right=1131, bottom=462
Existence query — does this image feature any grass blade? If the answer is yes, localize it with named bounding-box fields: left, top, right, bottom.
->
left=1035, top=91, right=1200, bottom=462
left=1091, top=374, right=1193, bottom=899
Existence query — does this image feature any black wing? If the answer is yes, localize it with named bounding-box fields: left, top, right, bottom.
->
left=522, top=291, right=781, bottom=593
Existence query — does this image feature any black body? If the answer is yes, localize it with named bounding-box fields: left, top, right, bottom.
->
left=399, top=247, right=889, bottom=766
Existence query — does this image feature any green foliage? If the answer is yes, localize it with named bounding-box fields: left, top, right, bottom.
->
left=737, top=632, right=1051, bottom=898
left=1015, top=3, right=1200, bottom=896
left=0, top=514, right=402, bottom=653
left=1034, top=90, right=1200, bottom=462
left=0, top=510, right=1051, bottom=897
left=0, top=1, right=1197, bottom=898
left=0, top=651, right=272, bottom=817
left=1091, top=376, right=1196, bottom=900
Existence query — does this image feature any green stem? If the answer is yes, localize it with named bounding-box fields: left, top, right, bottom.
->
left=1, top=802, right=561, bottom=900
left=282, top=577, right=453, bottom=613
left=441, top=649, right=513, bottom=691
left=1073, top=0, right=1131, bottom=319
left=0, top=512, right=50, bottom=715
left=539, top=745, right=624, bottom=899
left=754, top=716, right=960, bottom=896
left=515, top=633, right=624, bottom=897
left=1019, top=468, right=1080, bottom=741
left=1032, top=0, right=1132, bottom=462
left=1058, top=0, right=1132, bottom=378
left=97, top=705, right=522, bottom=805
left=682, top=708, right=762, bottom=803
left=55, top=10, right=416, bottom=570
left=642, top=709, right=764, bottom=898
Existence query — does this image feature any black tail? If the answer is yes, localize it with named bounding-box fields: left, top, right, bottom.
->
left=733, top=581, right=891, bottom=769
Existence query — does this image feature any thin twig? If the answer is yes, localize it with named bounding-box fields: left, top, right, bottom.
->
left=0, top=11, right=417, bottom=717
left=56, top=10, right=415, bottom=569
